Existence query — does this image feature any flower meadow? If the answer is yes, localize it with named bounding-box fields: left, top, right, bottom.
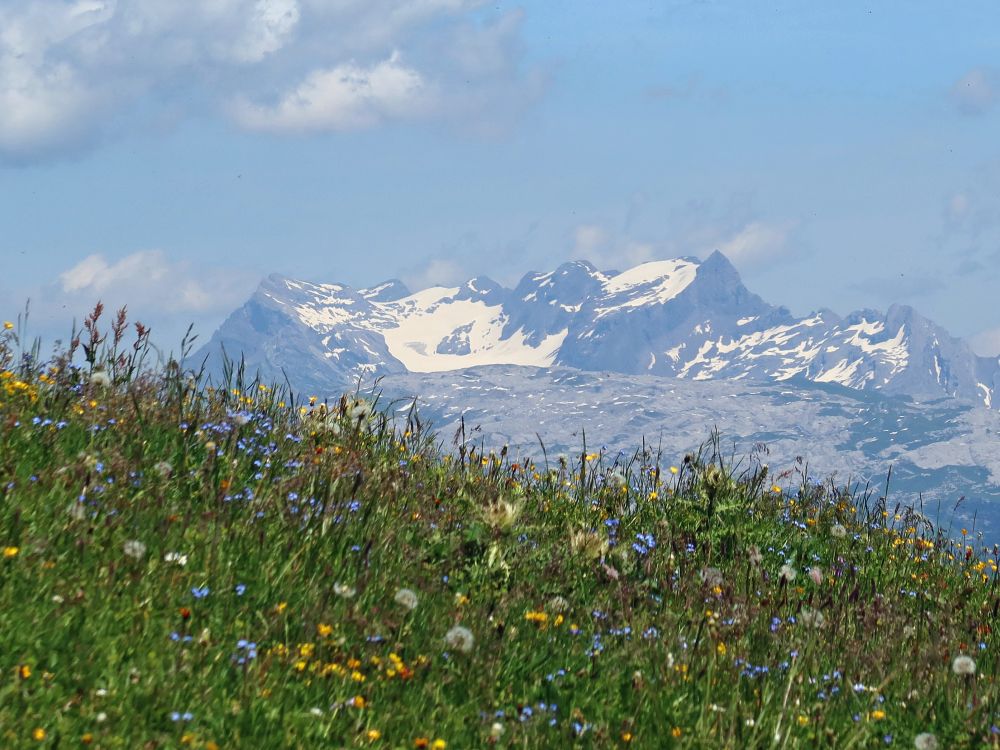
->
left=1, top=309, right=999, bottom=748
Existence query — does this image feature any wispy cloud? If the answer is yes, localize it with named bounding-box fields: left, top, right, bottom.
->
left=0, top=1, right=541, bottom=162
left=233, top=51, right=430, bottom=133
left=970, top=327, right=1000, bottom=357
left=951, top=67, right=999, bottom=116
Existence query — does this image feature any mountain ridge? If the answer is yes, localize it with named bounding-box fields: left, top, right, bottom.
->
left=195, top=251, right=999, bottom=408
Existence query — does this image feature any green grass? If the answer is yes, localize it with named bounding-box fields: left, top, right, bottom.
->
left=0, top=314, right=997, bottom=749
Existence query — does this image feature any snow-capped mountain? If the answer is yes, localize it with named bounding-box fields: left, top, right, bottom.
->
left=195, top=251, right=1000, bottom=406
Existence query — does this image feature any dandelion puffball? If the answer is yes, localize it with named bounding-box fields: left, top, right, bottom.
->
left=394, top=587, right=419, bottom=611
left=952, top=654, right=977, bottom=676
left=444, top=625, right=475, bottom=654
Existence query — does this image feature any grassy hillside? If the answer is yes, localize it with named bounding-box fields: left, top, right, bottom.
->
left=0, top=314, right=997, bottom=748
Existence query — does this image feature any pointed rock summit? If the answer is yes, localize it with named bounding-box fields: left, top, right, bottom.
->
left=194, top=252, right=999, bottom=408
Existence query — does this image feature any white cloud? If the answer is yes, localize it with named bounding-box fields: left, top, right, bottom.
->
left=970, top=328, right=1000, bottom=357
left=0, top=0, right=538, bottom=162
left=715, top=220, right=796, bottom=268
left=233, top=51, right=429, bottom=132
left=951, top=67, right=998, bottom=116
left=56, top=250, right=256, bottom=315
left=400, top=257, right=468, bottom=291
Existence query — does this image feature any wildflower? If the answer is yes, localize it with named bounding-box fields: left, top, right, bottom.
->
left=32, top=728, right=45, bottom=741
left=394, top=588, right=419, bottom=611
left=3, top=546, right=18, bottom=558
left=716, top=642, right=727, bottom=656
left=334, top=582, right=356, bottom=598
left=432, top=741, right=446, bottom=750
left=415, top=738, right=430, bottom=748
left=699, top=567, right=724, bottom=587
left=548, top=595, right=570, bottom=613
left=952, top=655, right=977, bottom=675
left=95, top=712, right=107, bottom=723
left=444, top=625, right=475, bottom=654
left=569, top=529, right=609, bottom=560
left=831, top=523, right=848, bottom=538
left=870, top=709, right=886, bottom=721
left=350, top=398, right=372, bottom=421
left=485, top=499, right=521, bottom=530
left=164, top=552, right=188, bottom=566
left=779, top=564, right=797, bottom=582
left=671, top=727, right=682, bottom=738
left=367, top=729, right=382, bottom=741
left=489, top=722, right=505, bottom=740
left=808, top=567, right=823, bottom=585
left=123, top=540, right=146, bottom=560
left=19, top=664, right=31, bottom=679
left=90, top=369, right=111, bottom=387
left=154, top=461, right=173, bottom=478
left=800, top=608, right=826, bottom=629
left=82, top=733, right=93, bottom=744
left=3, top=321, right=12, bottom=330
left=317, top=623, right=333, bottom=638
left=914, top=733, right=939, bottom=750
left=797, top=715, right=809, bottom=727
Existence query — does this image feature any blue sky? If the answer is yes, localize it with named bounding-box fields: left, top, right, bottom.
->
left=2, top=0, right=999, bottom=354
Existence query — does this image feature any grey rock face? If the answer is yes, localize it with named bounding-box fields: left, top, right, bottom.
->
left=193, top=252, right=1000, bottom=409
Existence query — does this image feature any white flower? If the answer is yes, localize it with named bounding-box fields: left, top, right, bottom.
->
left=95, top=712, right=107, bottom=723
left=123, top=540, right=146, bottom=560
left=444, top=625, right=475, bottom=654
left=914, top=733, right=939, bottom=750
left=52, top=594, right=65, bottom=604
left=95, top=688, right=108, bottom=697
left=333, top=582, right=356, bottom=598
left=952, top=654, right=977, bottom=675
left=164, top=552, right=188, bottom=567
left=394, top=587, right=419, bottom=611
left=485, top=499, right=522, bottom=530
left=309, top=707, right=323, bottom=717
left=831, top=523, right=848, bottom=539
left=779, top=564, right=797, bottom=582
left=800, top=607, right=825, bottom=629
left=490, top=722, right=505, bottom=739
left=569, top=529, right=608, bottom=560
left=548, top=595, right=570, bottom=614
left=808, top=567, right=823, bottom=585
left=349, top=398, right=371, bottom=421
left=90, top=369, right=111, bottom=388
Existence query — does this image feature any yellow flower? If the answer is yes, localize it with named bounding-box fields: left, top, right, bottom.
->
left=432, top=741, right=446, bottom=750
left=33, top=728, right=46, bottom=741
left=797, top=715, right=809, bottom=726
left=3, top=321, right=13, bottom=330
left=367, top=729, right=381, bottom=741
left=669, top=466, right=679, bottom=474
left=82, top=733, right=94, bottom=744
left=3, top=546, right=19, bottom=558
left=622, top=731, right=633, bottom=742
left=870, top=709, right=886, bottom=721
left=19, top=664, right=31, bottom=679
left=317, top=623, right=333, bottom=637
left=671, top=727, right=682, bottom=738
left=716, top=642, right=727, bottom=656
left=275, top=601, right=288, bottom=614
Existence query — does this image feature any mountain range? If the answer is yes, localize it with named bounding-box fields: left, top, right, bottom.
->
left=196, top=251, right=1000, bottom=407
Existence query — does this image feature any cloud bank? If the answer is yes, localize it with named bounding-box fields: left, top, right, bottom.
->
left=0, top=0, right=541, bottom=162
